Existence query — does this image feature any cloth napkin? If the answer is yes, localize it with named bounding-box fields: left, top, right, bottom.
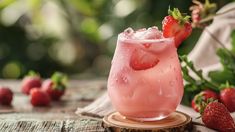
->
left=76, top=2, right=235, bottom=131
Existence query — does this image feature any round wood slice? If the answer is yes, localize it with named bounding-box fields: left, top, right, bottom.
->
left=103, top=111, right=192, bottom=132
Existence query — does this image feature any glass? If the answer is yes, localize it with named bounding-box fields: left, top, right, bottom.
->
left=107, top=27, right=184, bottom=121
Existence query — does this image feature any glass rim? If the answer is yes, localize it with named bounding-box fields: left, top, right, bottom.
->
left=118, top=33, right=174, bottom=44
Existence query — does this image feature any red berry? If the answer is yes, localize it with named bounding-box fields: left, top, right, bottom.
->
left=191, top=99, right=199, bottom=112
left=220, top=88, right=235, bottom=112
left=202, top=102, right=235, bottom=131
left=30, top=88, right=50, bottom=106
left=22, top=76, right=41, bottom=95
left=162, top=8, right=192, bottom=47
left=42, top=72, right=67, bottom=101
left=129, top=48, right=159, bottom=70
left=0, top=87, right=13, bottom=105
left=42, top=79, right=65, bottom=101
left=191, top=89, right=218, bottom=112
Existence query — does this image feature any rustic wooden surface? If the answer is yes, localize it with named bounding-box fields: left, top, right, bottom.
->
left=0, top=79, right=107, bottom=132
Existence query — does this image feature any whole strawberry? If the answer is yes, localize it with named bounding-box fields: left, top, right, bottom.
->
left=201, top=101, right=235, bottom=131
left=162, top=8, right=192, bottom=47
left=0, top=87, right=13, bottom=105
left=191, top=89, right=218, bottom=112
left=42, top=72, right=67, bottom=101
left=30, top=88, right=50, bottom=106
left=21, top=71, right=41, bottom=95
left=220, top=87, right=235, bottom=112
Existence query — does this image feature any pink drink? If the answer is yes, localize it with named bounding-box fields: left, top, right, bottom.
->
left=107, top=27, right=184, bottom=121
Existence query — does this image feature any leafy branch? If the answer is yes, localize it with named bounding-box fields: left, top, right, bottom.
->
left=180, top=55, right=221, bottom=106
left=180, top=30, right=235, bottom=106
left=180, top=55, right=220, bottom=92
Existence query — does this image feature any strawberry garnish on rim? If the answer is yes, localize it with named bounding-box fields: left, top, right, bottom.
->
left=162, top=8, right=192, bottom=48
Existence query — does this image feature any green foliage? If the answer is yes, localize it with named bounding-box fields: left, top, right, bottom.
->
left=182, top=30, right=235, bottom=105
left=180, top=55, right=220, bottom=106
left=51, top=72, right=67, bottom=90
left=0, top=0, right=234, bottom=78
left=208, top=30, right=235, bottom=85
left=231, top=30, right=235, bottom=52
left=0, top=23, right=60, bottom=78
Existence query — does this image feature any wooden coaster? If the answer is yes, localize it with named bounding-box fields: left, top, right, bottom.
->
left=103, top=111, right=192, bottom=132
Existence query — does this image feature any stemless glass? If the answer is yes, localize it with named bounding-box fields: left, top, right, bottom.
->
left=107, top=28, right=184, bottom=121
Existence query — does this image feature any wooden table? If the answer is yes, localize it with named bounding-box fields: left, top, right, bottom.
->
left=0, top=79, right=107, bottom=132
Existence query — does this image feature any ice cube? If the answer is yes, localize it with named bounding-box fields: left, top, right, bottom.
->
left=132, top=26, right=163, bottom=40
left=136, top=28, right=147, bottom=32
left=133, top=28, right=147, bottom=39
left=123, top=27, right=134, bottom=37
left=144, top=26, right=163, bottom=39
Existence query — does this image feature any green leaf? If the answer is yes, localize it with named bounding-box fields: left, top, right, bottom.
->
left=209, top=69, right=235, bottom=85
left=27, top=70, right=40, bottom=77
left=217, top=48, right=235, bottom=73
left=231, top=30, right=235, bottom=53
left=51, top=72, right=68, bottom=90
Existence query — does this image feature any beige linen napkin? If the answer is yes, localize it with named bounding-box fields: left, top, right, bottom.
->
left=76, top=2, right=235, bottom=131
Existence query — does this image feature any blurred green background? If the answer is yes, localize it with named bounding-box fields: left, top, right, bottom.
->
left=0, top=0, right=233, bottom=78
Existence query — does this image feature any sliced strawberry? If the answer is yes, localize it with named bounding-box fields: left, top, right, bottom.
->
left=162, top=8, right=192, bottom=47
left=130, top=49, right=159, bottom=70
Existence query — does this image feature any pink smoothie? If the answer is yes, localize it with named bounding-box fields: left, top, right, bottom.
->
left=107, top=27, right=184, bottom=121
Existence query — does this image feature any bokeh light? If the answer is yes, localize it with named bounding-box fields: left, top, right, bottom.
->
left=0, top=0, right=232, bottom=78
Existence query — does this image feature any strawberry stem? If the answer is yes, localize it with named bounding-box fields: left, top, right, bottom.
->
left=51, top=72, right=68, bottom=90
left=198, top=7, right=235, bottom=25
left=220, top=81, right=234, bottom=90
left=199, top=98, right=217, bottom=114
left=168, top=7, right=191, bottom=25
left=27, top=70, right=40, bottom=77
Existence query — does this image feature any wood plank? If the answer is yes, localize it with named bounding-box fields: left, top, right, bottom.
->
left=0, top=118, right=105, bottom=132
left=63, top=118, right=105, bottom=132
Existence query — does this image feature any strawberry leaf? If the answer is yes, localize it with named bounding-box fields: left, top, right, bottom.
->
left=208, top=48, right=235, bottom=85
left=168, top=7, right=191, bottom=25
left=51, top=72, right=68, bottom=90
left=27, top=70, right=40, bottom=77
left=231, top=30, right=235, bottom=53
left=209, top=70, right=235, bottom=85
